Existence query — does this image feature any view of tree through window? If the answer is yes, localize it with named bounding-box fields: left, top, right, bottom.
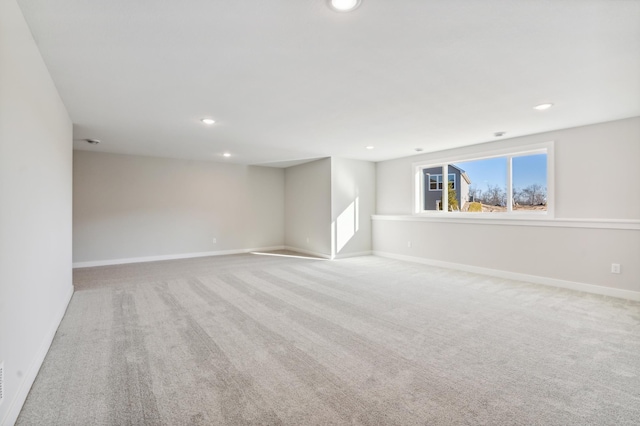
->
left=512, top=154, right=547, bottom=211
left=454, top=158, right=507, bottom=213
left=421, top=152, right=548, bottom=213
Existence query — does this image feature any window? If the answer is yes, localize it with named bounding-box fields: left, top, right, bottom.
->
left=453, top=158, right=506, bottom=213
left=426, top=172, right=456, bottom=191
left=429, top=174, right=441, bottom=191
left=512, top=154, right=547, bottom=211
left=414, top=142, right=553, bottom=216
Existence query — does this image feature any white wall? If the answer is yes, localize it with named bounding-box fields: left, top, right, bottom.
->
left=75, top=152, right=377, bottom=264
left=374, top=117, right=640, bottom=297
left=331, top=158, right=375, bottom=258
left=284, top=158, right=332, bottom=257
left=0, top=0, right=73, bottom=424
left=73, top=151, right=285, bottom=264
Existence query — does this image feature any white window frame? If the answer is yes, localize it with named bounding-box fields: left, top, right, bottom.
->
left=426, top=173, right=456, bottom=191
left=412, top=141, right=554, bottom=218
left=427, top=174, right=441, bottom=191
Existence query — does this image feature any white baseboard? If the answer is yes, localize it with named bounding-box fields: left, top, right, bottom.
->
left=373, top=251, right=640, bottom=302
left=73, top=246, right=374, bottom=268
left=278, top=248, right=372, bottom=260
left=282, top=246, right=332, bottom=259
left=72, top=246, right=287, bottom=268
left=334, top=250, right=372, bottom=259
left=1, top=284, right=74, bottom=426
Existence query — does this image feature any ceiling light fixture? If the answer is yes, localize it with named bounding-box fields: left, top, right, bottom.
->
left=328, top=0, right=361, bottom=12
left=494, top=132, right=506, bottom=137
left=201, top=118, right=215, bottom=125
left=366, top=146, right=374, bottom=150
left=415, top=148, right=424, bottom=152
left=84, top=138, right=101, bottom=144
left=533, top=103, right=553, bottom=111
left=223, top=152, right=231, bottom=157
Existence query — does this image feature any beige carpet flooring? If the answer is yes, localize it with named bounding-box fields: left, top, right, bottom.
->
left=17, top=253, right=640, bottom=425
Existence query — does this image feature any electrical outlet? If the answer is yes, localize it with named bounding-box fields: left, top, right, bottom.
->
left=611, top=263, right=621, bottom=274
left=407, top=241, right=412, bottom=248
left=212, top=237, right=217, bottom=244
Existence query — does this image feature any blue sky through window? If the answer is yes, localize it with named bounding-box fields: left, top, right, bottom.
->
left=454, top=157, right=506, bottom=191
left=512, top=154, right=547, bottom=189
left=453, top=154, right=546, bottom=191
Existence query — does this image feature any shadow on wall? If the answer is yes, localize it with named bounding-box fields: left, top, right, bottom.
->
left=334, top=196, right=359, bottom=254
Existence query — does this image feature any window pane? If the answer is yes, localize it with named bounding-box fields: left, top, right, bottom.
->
left=423, top=168, right=443, bottom=210
left=430, top=175, right=438, bottom=190
left=512, top=154, right=547, bottom=211
left=448, top=173, right=456, bottom=189
left=446, top=166, right=458, bottom=211
left=453, top=158, right=507, bottom=213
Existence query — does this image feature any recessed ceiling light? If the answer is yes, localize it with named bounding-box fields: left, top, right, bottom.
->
left=533, top=103, right=554, bottom=111
left=223, top=152, right=231, bottom=157
left=494, top=131, right=506, bottom=137
left=201, top=118, right=215, bottom=125
left=366, top=146, right=374, bottom=150
left=328, top=0, right=361, bottom=12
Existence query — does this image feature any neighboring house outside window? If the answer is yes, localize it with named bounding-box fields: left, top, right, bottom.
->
left=423, top=166, right=471, bottom=211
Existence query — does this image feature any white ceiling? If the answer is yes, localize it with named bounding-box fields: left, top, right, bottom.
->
left=17, top=0, right=640, bottom=166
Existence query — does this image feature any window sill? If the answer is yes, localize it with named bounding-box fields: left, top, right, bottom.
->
left=371, top=214, right=640, bottom=230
